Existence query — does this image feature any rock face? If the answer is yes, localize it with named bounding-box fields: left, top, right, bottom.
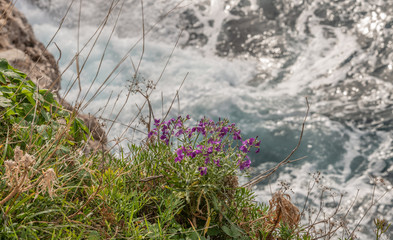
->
left=0, top=0, right=107, bottom=152
left=0, top=0, right=60, bottom=90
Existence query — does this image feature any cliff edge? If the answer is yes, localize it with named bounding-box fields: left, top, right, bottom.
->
left=0, top=0, right=107, bottom=152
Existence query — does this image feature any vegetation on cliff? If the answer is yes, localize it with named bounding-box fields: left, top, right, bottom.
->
left=0, top=59, right=391, bottom=239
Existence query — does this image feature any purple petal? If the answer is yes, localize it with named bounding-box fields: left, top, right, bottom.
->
left=207, top=147, right=213, bottom=154
left=198, top=166, right=207, bottom=176
left=240, top=145, right=248, bottom=153
left=176, top=148, right=183, bottom=156
left=214, top=159, right=221, bottom=167
left=148, top=131, right=156, bottom=138
left=195, top=149, right=202, bottom=154
left=175, top=129, right=183, bottom=137
left=233, top=131, right=242, bottom=140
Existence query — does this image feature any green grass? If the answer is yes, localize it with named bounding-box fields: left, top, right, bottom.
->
left=0, top=58, right=309, bottom=239
left=0, top=58, right=390, bottom=240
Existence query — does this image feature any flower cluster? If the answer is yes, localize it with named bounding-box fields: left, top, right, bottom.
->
left=3, top=146, right=35, bottom=190
left=148, top=116, right=261, bottom=177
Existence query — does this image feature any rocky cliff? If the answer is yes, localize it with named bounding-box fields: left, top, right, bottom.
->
left=0, top=0, right=107, bottom=152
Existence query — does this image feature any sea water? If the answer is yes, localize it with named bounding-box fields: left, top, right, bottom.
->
left=16, top=0, right=393, bottom=237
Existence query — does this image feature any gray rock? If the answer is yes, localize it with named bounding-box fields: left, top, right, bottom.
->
left=0, top=0, right=107, bottom=153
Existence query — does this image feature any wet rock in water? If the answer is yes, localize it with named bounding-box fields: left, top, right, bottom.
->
left=177, top=9, right=208, bottom=48
left=0, top=0, right=107, bottom=153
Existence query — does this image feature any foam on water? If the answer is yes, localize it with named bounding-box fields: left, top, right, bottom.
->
left=16, top=0, right=393, bottom=237
left=16, top=0, right=259, bottom=139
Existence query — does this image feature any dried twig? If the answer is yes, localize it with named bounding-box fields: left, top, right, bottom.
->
left=139, top=175, right=164, bottom=182
left=242, top=97, right=310, bottom=189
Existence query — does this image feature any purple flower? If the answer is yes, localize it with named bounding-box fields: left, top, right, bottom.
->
left=197, top=126, right=206, bottom=136
left=214, top=159, right=221, bottom=167
left=239, top=156, right=251, bottom=170
left=187, top=148, right=202, bottom=159
left=148, top=131, right=156, bottom=139
left=175, top=120, right=182, bottom=128
left=195, top=149, right=202, bottom=155
left=207, top=147, right=213, bottom=154
left=204, top=157, right=210, bottom=164
left=154, top=119, right=161, bottom=126
left=239, top=145, right=248, bottom=153
left=256, top=148, right=260, bottom=153
left=233, top=130, right=241, bottom=140
left=242, top=138, right=255, bottom=146
left=176, top=147, right=184, bottom=155
left=187, top=127, right=197, bottom=138
left=197, top=120, right=207, bottom=133
left=186, top=147, right=196, bottom=158
left=175, top=147, right=184, bottom=162
left=198, top=166, right=207, bottom=176
left=175, top=129, right=184, bottom=137
left=219, top=127, right=229, bottom=137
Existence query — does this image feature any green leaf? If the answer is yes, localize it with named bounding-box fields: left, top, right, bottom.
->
left=21, top=88, right=36, bottom=105
left=12, top=68, right=27, bottom=80
left=24, top=209, right=60, bottom=220
left=19, top=103, right=35, bottom=117
left=2, top=69, right=24, bottom=81
left=76, top=118, right=89, bottom=133
left=55, top=108, right=69, bottom=118
left=222, top=226, right=232, bottom=236
left=206, top=226, right=221, bottom=236
left=189, top=232, right=200, bottom=240
left=8, top=193, right=35, bottom=215
left=0, top=95, right=12, bottom=107
left=40, top=109, right=51, bottom=122
left=88, top=231, right=101, bottom=240
left=0, top=58, right=9, bottom=70
left=5, top=108, right=16, bottom=116
left=58, top=144, right=71, bottom=154
left=0, top=86, right=13, bottom=94
left=0, top=58, right=27, bottom=80
left=40, top=89, right=55, bottom=104
left=230, top=225, right=243, bottom=237
left=0, top=73, right=6, bottom=84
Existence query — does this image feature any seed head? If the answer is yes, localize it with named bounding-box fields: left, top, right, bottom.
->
left=36, top=168, right=57, bottom=199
